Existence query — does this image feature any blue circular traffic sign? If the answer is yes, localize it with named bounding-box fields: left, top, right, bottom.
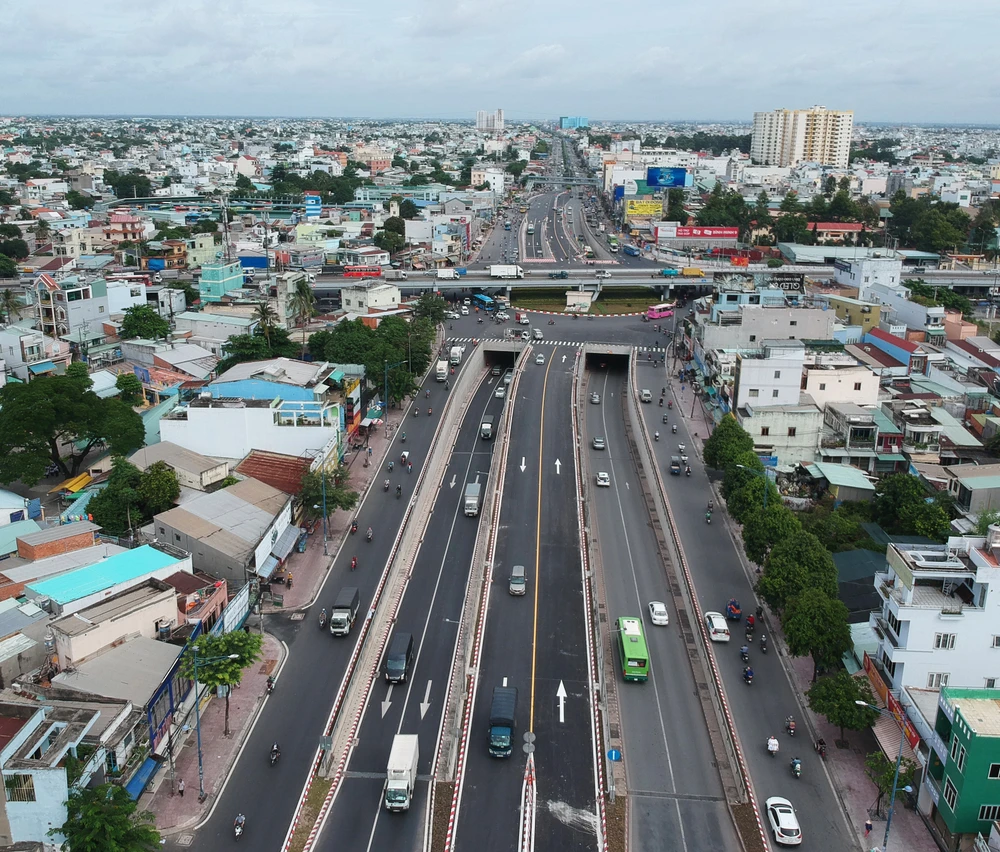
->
left=607, top=749, right=622, bottom=762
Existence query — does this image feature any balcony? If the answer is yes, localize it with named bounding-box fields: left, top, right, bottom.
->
left=872, top=613, right=900, bottom=648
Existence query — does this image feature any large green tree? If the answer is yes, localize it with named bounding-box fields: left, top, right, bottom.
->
left=114, top=372, right=144, bottom=405
left=300, top=465, right=359, bottom=520
left=873, top=472, right=951, bottom=541
left=179, top=631, right=264, bottom=736
left=52, top=783, right=160, bottom=852
left=0, top=369, right=145, bottom=483
left=703, top=414, right=754, bottom=470
left=119, top=304, right=170, bottom=340
left=399, top=199, right=419, bottom=220
left=807, top=670, right=879, bottom=741
left=411, top=292, right=446, bottom=324
left=865, top=750, right=919, bottom=815
left=89, top=457, right=179, bottom=535
left=215, top=326, right=299, bottom=375
left=758, top=530, right=838, bottom=612
left=782, top=588, right=852, bottom=681
left=741, top=502, right=801, bottom=565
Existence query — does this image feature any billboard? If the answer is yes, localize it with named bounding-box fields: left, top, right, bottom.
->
left=713, top=271, right=805, bottom=292
left=675, top=226, right=739, bottom=239
left=304, top=195, right=322, bottom=219
left=647, top=167, right=692, bottom=188
left=624, top=199, right=664, bottom=218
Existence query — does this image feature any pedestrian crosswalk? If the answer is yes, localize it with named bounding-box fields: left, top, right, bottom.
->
left=445, top=335, right=668, bottom=353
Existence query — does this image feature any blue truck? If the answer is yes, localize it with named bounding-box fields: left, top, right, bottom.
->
left=651, top=268, right=680, bottom=278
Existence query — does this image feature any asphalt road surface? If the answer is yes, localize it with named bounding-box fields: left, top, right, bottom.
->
left=584, top=365, right=739, bottom=852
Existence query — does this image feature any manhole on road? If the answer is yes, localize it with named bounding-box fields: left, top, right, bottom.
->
left=290, top=612, right=305, bottom=621
left=176, top=835, right=194, bottom=846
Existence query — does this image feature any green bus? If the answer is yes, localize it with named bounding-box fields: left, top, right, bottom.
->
left=616, top=617, right=649, bottom=682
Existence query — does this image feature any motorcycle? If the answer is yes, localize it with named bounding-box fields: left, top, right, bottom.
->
left=351, top=520, right=358, bottom=535
left=396, top=485, right=402, bottom=499
left=686, top=467, right=691, bottom=477
left=705, top=511, right=712, bottom=524
left=266, top=676, right=275, bottom=695
left=270, top=744, right=280, bottom=766
left=351, top=556, right=357, bottom=571
left=383, top=480, right=390, bottom=492
left=786, top=716, right=796, bottom=737
left=767, top=736, right=779, bottom=758
left=366, top=528, right=373, bottom=543
left=234, top=815, right=246, bottom=839
left=318, top=609, right=327, bottom=630
left=672, top=424, right=677, bottom=433
left=790, top=757, right=802, bottom=779
left=815, top=738, right=827, bottom=759
left=668, top=400, right=673, bottom=409
left=401, top=433, right=406, bottom=443
left=659, top=398, right=663, bottom=407
left=548, top=319, right=555, bottom=325
left=427, top=408, right=432, bottom=416
left=413, top=408, right=419, bottom=417
left=654, top=431, right=660, bottom=441
left=760, top=634, right=768, bottom=654
left=743, top=666, right=754, bottom=685
left=740, top=645, right=750, bottom=663
left=662, top=414, right=668, bottom=424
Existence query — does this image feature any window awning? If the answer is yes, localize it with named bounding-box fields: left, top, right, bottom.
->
left=871, top=711, right=917, bottom=764
left=124, top=755, right=161, bottom=800
left=27, top=360, right=56, bottom=375
left=271, top=525, right=299, bottom=562
left=257, top=554, right=279, bottom=581
left=877, top=454, right=907, bottom=462
left=47, top=472, right=92, bottom=494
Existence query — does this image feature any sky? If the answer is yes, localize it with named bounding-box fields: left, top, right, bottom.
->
left=4, top=0, right=996, bottom=124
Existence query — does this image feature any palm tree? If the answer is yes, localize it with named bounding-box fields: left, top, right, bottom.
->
left=0, top=288, right=22, bottom=325
left=253, top=300, right=278, bottom=347
left=289, top=278, right=315, bottom=353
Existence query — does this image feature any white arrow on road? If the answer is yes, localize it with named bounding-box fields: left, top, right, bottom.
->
left=449, top=474, right=456, bottom=489
left=381, top=685, right=393, bottom=718
left=420, top=680, right=433, bottom=719
left=562, top=353, right=567, bottom=363
left=556, top=681, right=567, bottom=723
left=520, top=457, right=526, bottom=472
left=554, top=459, right=562, bottom=475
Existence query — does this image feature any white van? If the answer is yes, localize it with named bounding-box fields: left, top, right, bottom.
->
left=532, top=328, right=543, bottom=340
left=640, top=389, right=653, bottom=403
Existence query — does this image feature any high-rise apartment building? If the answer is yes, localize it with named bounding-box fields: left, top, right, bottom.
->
left=559, top=116, right=588, bottom=130
left=476, top=109, right=504, bottom=133
left=750, top=106, right=853, bottom=169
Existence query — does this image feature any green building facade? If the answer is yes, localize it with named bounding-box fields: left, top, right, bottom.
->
left=197, top=261, right=244, bottom=303
left=929, top=687, right=1000, bottom=842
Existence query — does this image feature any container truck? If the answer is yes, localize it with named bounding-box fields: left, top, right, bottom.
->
left=488, top=686, right=518, bottom=757
left=435, top=360, right=448, bottom=382
left=464, top=482, right=482, bottom=516
left=489, top=265, right=524, bottom=279
left=329, top=587, right=361, bottom=636
left=384, top=269, right=408, bottom=280
left=449, top=346, right=462, bottom=365
left=437, top=269, right=459, bottom=280
left=681, top=267, right=704, bottom=278
left=384, top=734, right=419, bottom=812
left=548, top=270, right=569, bottom=279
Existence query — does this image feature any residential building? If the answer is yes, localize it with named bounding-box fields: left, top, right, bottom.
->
left=103, top=213, right=145, bottom=245
left=735, top=399, right=824, bottom=466
left=119, top=339, right=217, bottom=380
left=751, top=106, right=854, bottom=168
left=105, top=278, right=145, bottom=315
left=172, top=311, right=257, bottom=355
left=559, top=117, right=588, bottom=129
left=162, top=570, right=227, bottom=629
left=153, top=477, right=293, bottom=584
left=145, top=284, right=187, bottom=319
left=732, top=340, right=805, bottom=409
left=185, top=232, right=220, bottom=268
left=475, top=109, right=504, bottom=132
left=926, top=687, right=1000, bottom=843
left=52, top=227, right=111, bottom=259
left=197, top=260, right=244, bottom=303
left=340, top=281, right=401, bottom=313
left=340, top=246, right=390, bottom=267
left=946, top=464, right=1000, bottom=515
left=823, top=293, right=883, bottom=334
left=834, top=255, right=903, bottom=294
left=128, top=442, right=230, bottom=491
left=802, top=361, right=880, bottom=409
left=0, top=324, right=71, bottom=382
left=869, top=530, right=1000, bottom=695
left=142, top=239, right=186, bottom=270
left=33, top=274, right=108, bottom=340
left=209, top=357, right=339, bottom=402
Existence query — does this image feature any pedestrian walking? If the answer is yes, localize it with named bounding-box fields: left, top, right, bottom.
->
left=178, top=778, right=185, bottom=798
left=864, top=818, right=872, bottom=837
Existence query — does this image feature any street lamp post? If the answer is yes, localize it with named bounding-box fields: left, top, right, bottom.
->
left=736, top=463, right=769, bottom=510
left=856, top=700, right=914, bottom=852
left=192, top=651, right=239, bottom=802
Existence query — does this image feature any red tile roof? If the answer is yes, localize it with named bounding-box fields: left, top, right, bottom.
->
left=951, top=339, right=1000, bottom=369
left=235, top=451, right=312, bottom=495
left=868, top=326, right=919, bottom=353
left=813, top=222, right=864, bottom=231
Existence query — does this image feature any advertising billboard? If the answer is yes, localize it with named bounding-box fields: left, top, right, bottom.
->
left=647, top=167, right=691, bottom=188
left=712, top=271, right=805, bottom=292
left=624, top=199, right=664, bottom=218
left=675, top=226, right=739, bottom=239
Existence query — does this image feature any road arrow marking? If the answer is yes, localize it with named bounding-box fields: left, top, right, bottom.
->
left=381, top=685, right=393, bottom=718
left=449, top=475, right=456, bottom=489
left=557, top=681, right=567, bottom=723
left=555, top=459, right=562, bottom=475
left=562, top=353, right=567, bottom=363
left=520, top=457, right=527, bottom=472
left=420, top=681, right=433, bottom=719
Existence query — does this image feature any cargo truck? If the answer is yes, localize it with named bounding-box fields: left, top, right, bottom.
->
left=480, top=414, right=494, bottom=440
left=488, top=686, right=517, bottom=757
left=437, top=269, right=459, bottom=280
left=464, top=482, right=481, bottom=516
left=449, top=346, right=463, bottom=365
left=384, top=269, right=408, bottom=280
left=435, top=360, right=448, bottom=382
left=548, top=270, right=569, bottom=279
left=651, top=268, right=680, bottom=278
left=329, top=586, right=360, bottom=636
left=489, top=265, right=524, bottom=279
left=384, top=734, right=419, bottom=812
left=681, top=267, right=704, bottom=278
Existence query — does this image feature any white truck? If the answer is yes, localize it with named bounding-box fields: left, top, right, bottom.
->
left=449, top=345, right=463, bottom=365
left=435, top=360, right=448, bottom=382
left=384, top=734, right=419, bottom=812
left=437, top=269, right=460, bottom=280
left=384, top=269, right=408, bottom=280
left=489, top=265, right=524, bottom=279
left=464, top=482, right=482, bottom=516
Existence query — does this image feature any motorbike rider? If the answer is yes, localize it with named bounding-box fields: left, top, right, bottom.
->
left=743, top=665, right=754, bottom=683
left=428, top=407, right=432, bottom=416
left=396, top=484, right=402, bottom=496
left=767, top=735, right=779, bottom=755
left=746, top=614, right=756, bottom=632
left=401, top=432, right=406, bottom=442
left=740, top=644, right=750, bottom=661
left=654, top=431, right=660, bottom=441
left=760, top=634, right=768, bottom=652
left=786, top=715, right=796, bottom=735
left=320, top=607, right=327, bottom=625
left=235, top=813, right=247, bottom=831
left=351, top=519, right=358, bottom=534
left=384, top=478, right=390, bottom=491
left=659, top=398, right=663, bottom=407
left=271, top=742, right=280, bottom=761
left=366, top=527, right=373, bottom=541
left=351, top=555, right=357, bottom=570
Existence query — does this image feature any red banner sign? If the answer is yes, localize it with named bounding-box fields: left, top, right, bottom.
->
left=675, top=227, right=739, bottom=238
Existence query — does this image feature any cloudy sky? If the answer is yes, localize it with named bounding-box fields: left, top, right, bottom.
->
left=5, top=0, right=995, bottom=124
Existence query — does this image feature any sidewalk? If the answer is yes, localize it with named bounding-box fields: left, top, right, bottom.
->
left=784, top=653, right=937, bottom=852
left=146, top=632, right=284, bottom=834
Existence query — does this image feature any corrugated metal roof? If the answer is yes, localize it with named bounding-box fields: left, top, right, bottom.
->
left=52, top=636, right=181, bottom=706
left=0, top=520, right=41, bottom=556
left=0, top=633, right=37, bottom=663
left=17, top=521, right=99, bottom=547
left=129, top=442, right=222, bottom=476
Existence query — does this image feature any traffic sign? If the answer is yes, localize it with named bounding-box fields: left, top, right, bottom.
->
left=607, top=749, right=622, bottom=762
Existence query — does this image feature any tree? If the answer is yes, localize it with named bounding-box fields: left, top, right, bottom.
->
left=0, top=373, right=145, bottom=483
left=235, top=173, right=255, bottom=192
left=289, top=275, right=315, bottom=331
left=873, top=472, right=950, bottom=540
left=0, top=287, right=23, bottom=324
left=759, top=530, right=837, bottom=612
left=115, top=372, right=144, bottom=405
left=823, top=175, right=837, bottom=197
left=119, top=304, right=170, bottom=340
left=88, top=457, right=143, bottom=536
left=782, top=588, right=851, bottom=681
left=65, top=189, right=93, bottom=210
left=865, top=750, right=919, bottom=816
left=975, top=509, right=1000, bottom=535
left=138, top=460, right=180, bottom=515
left=412, top=292, right=446, bottom=324
left=103, top=168, right=152, bottom=199
left=253, top=301, right=279, bottom=346
left=192, top=219, right=219, bottom=234
left=725, top=470, right=780, bottom=526
left=399, top=199, right=418, bottom=219
left=703, top=414, right=754, bottom=469
left=741, top=502, right=801, bottom=565
left=0, top=238, right=29, bottom=259
left=807, top=670, right=879, bottom=741
left=215, top=326, right=299, bottom=374
left=373, top=230, right=405, bottom=254
left=0, top=224, right=22, bottom=239
left=779, top=192, right=802, bottom=214
left=382, top=216, right=406, bottom=237
left=300, top=466, right=359, bottom=520
left=0, top=254, right=18, bottom=278
left=180, top=631, right=264, bottom=736
left=52, top=782, right=160, bottom=852
left=911, top=208, right=966, bottom=253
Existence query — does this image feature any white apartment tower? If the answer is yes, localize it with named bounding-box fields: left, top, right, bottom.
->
left=476, top=109, right=505, bottom=133
left=751, top=106, right=853, bottom=169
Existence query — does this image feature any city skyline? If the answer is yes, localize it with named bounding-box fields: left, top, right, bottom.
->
left=3, top=0, right=994, bottom=124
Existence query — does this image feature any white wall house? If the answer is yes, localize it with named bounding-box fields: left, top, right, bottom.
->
left=340, top=282, right=400, bottom=313
left=871, top=530, right=1000, bottom=694
left=160, top=397, right=342, bottom=459
left=835, top=256, right=903, bottom=294
left=732, top=340, right=805, bottom=409
left=802, top=363, right=880, bottom=409
left=106, top=279, right=146, bottom=315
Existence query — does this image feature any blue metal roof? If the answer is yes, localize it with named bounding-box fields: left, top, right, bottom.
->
left=27, top=545, right=183, bottom=605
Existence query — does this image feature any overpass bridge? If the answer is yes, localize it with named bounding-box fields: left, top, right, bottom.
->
left=522, top=176, right=601, bottom=189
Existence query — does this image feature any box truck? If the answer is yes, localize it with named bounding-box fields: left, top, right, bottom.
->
left=449, top=346, right=463, bottom=365
left=329, top=587, right=361, bottom=636
left=435, top=360, right=448, bottom=382
left=488, top=687, right=517, bottom=757
left=464, top=483, right=481, bottom=516
left=489, top=265, right=524, bottom=279
left=384, top=734, right=419, bottom=812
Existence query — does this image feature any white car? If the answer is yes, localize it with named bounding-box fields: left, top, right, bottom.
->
left=445, top=311, right=460, bottom=319
left=765, top=797, right=802, bottom=846
left=704, top=612, right=730, bottom=642
left=592, top=436, right=606, bottom=450
left=648, top=601, right=669, bottom=626
left=460, top=306, right=469, bottom=316
left=595, top=270, right=612, bottom=279
left=535, top=353, right=545, bottom=365
left=596, top=471, right=611, bottom=487
left=590, top=392, right=601, bottom=404
left=495, top=384, right=506, bottom=399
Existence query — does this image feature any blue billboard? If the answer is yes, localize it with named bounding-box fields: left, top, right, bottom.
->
left=647, top=168, right=691, bottom=188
